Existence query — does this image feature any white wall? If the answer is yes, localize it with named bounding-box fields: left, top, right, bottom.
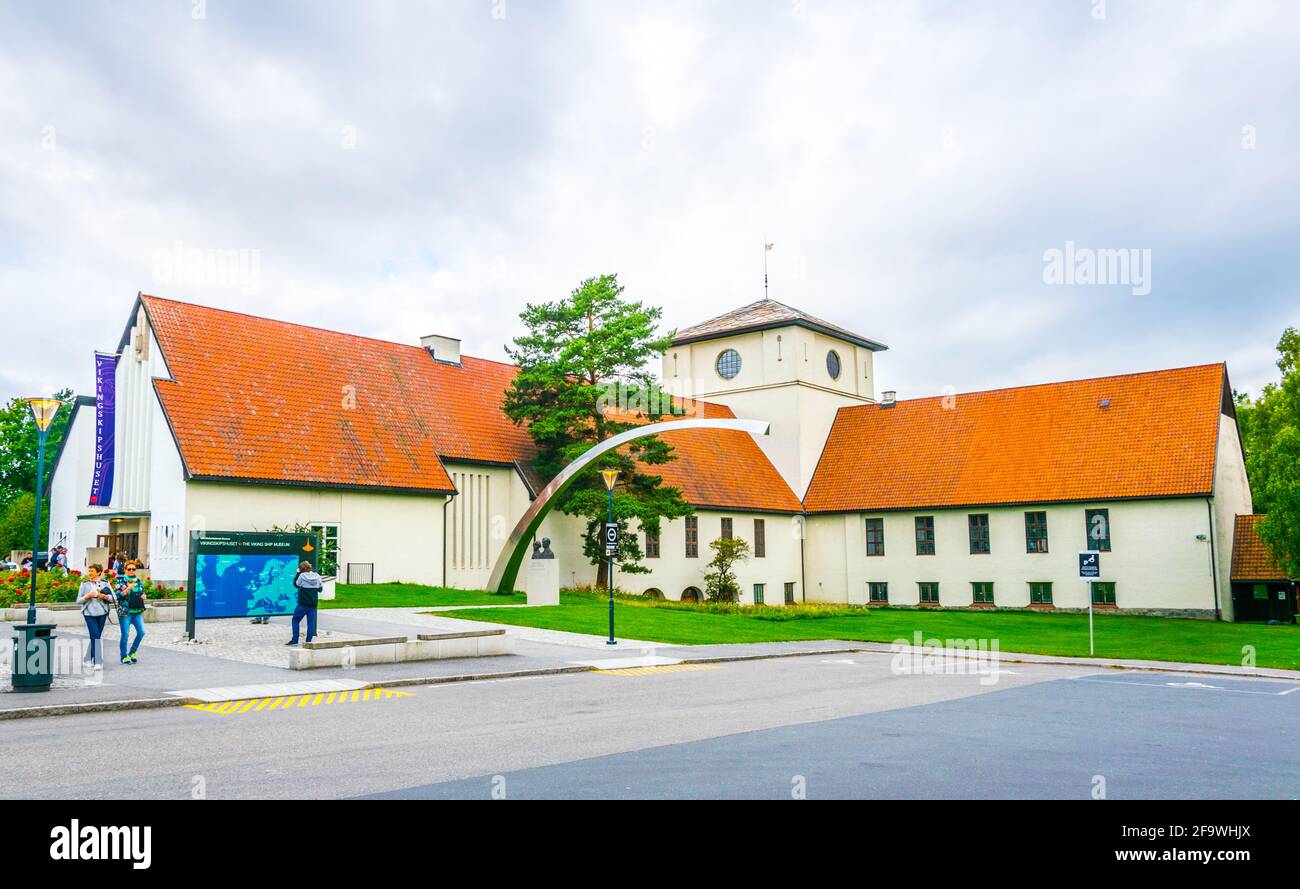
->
left=618, top=510, right=804, bottom=604
left=145, top=392, right=188, bottom=584
left=1212, top=411, right=1253, bottom=621
left=185, top=482, right=444, bottom=586
left=805, top=498, right=1219, bottom=614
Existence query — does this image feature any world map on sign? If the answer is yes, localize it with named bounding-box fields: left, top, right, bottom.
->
left=193, top=552, right=300, bottom=619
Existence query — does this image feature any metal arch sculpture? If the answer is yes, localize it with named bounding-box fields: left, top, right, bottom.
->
left=486, top=417, right=771, bottom=594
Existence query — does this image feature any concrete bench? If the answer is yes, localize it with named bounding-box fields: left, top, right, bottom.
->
left=302, top=636, right=407, bottom=650
left=289, top=629, right=512, bottom=670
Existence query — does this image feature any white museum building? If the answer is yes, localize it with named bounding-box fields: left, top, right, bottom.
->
left=45, top=291, right=1276, bottom=621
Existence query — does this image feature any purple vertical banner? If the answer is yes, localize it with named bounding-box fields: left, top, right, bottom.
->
left=89, top=352, right=118, bottom=507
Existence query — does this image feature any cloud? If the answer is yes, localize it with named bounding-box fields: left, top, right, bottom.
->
left=0, top=0, right=1296, bottom=405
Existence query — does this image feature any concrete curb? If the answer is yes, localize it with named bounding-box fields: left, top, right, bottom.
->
left=768, top=642, right=1300, bottom=682
left=374, top=665, right=596, bottom=689
left=2, top=643, right=1295, bottom=721
left=0, top=695, right=200, bottom=721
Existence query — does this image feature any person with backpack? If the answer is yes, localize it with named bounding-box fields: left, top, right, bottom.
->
left=76, top=563, right=114, bottom=669
left=287, top=561, right=323, bottom=646
left=114, top=561, right=148, bottom=664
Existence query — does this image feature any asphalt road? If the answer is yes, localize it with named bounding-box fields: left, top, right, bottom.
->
left=2, top=654, right=1295, bottom=799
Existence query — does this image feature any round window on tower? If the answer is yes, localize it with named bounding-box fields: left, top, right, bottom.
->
left=826, top=350, right=842, bottom=380
left=715, top=348, right=742, bottom=380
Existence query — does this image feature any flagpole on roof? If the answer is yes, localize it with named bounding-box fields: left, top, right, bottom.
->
left=763, top=240, right=769, bottom=299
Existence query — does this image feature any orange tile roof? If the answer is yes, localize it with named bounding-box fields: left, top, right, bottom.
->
left=141, top=295, right=799, bottom=511
left=637, top=402, right=803, bottom=514
left=803, top=364, right=1228, bottom=513
left=144, top=294, right=532, bottom=493
left=1231, top=515, right=1291, bottom=581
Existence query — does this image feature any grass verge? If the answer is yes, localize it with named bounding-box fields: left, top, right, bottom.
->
left=322, top=583, right=525, bottom=610
left=434, top=589, right=1300, bottom=670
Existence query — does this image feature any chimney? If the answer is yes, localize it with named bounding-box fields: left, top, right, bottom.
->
left=880, top=390, right=897, bottom=408
left=421, top=334, right=461, bottom=366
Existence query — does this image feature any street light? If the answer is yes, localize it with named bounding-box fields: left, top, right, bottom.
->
left=601, top=469, right=619, bottom=646
left=24, top=397, right=61, bottom=625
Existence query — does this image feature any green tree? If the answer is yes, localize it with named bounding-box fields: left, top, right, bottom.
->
left=503, top=274, right=692, bottom=586
left=703, top=535, right=750, bottom=603
left=0, top=493, right=39, bottom=558
left=1236, top=327, right=1300, bottom=575
left=0, top=389, right=76, bottom=512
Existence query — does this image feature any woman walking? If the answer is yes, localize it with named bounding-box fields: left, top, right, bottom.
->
left=76, top=564, right=114, bottom=669
left=114, top=561, right=148, bottom=665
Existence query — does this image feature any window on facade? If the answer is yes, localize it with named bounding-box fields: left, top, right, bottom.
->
left=865, top=518, right=885, bottom=556
left=1091, top=582, right=1116, bottom=606
left=968, top=514, right=990, bottom=554
left=715, top=349, right=742, bottom=380
left=1085, top=509, right=1111, bottom=552
left=720, top=517, right=733, bottom=540
left=1025, top=511, right=1049, bottom=553
left=868, top=582, right=889, bottom=603
left=753, top=583, right=765, bottom=605
left=1252, top=584, right=1269, bottom=601
left=915, top=516, right=936, bottom=555
left=1029, top=581, right=1053, bottom=605
left=645, top=527, right=660, bottom=558
left=826, top=350, right=842, bottom=380
left=918, top=582, right=940, bottom=604
left=685, top=516, right=698, bottom=558
left=972, top=582, right=994, bottom=604
left=309, top=523, right=340, bottom=577
left=784, top=582, right=796, bottom=604
left=753, top=519, right=766, bottom=558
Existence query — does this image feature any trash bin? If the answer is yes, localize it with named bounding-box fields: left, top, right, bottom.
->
left=11, top=623, right=57, bottom=693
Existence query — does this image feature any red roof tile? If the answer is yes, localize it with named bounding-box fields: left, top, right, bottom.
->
left=1231, top=515, right=1291, bottom=581
left=803, top=364, right=1227, bottom=513
left=642, top=402, right=803, bottom=513
left=142, top=295, right=798, bottom=511
left=144, top=295, right=532, bottom=493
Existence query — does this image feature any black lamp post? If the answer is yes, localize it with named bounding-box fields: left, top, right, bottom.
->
left=25, top=397, right=61, bottom=625
left=601, top=469, right=619, bottom=646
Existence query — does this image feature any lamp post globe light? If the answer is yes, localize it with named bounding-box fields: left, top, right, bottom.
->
left=25, top=397, right=61, bottom=625
left=600, top=469, right=619, bottom=646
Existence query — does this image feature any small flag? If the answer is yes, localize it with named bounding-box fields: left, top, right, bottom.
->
left=765, top=242, right=775, bottom=251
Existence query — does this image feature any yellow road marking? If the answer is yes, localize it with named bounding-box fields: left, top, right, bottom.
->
left=595, top=663, right=719, bottom=677
left=184, top=688, right=411, bottom=715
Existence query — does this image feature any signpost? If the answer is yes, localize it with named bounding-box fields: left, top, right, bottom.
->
left=186, top=531, right=318, bottom=641
left=1078, top=550, right=1101, bottom=655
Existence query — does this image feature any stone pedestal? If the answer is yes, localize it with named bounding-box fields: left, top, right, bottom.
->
left=526, top=558, right=560, bottom=606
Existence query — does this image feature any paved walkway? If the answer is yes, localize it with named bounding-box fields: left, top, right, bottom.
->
left=3, top=607, right=1297, bottom=716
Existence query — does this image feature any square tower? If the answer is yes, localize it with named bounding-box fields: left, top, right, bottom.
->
left=662, top=298, right=887, bottom=498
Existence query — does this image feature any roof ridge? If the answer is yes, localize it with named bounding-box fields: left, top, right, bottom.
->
left=140, top=293, right=511, bottom=367
left=852, top=362, right=1226, bottom=409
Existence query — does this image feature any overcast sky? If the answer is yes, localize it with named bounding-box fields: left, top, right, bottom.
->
left=2, top=0, right=1297, bottom=407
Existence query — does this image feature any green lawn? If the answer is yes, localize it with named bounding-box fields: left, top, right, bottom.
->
left=322, top=583, right=525, bottom=610
left=435, top=590, right=1300, bottom=670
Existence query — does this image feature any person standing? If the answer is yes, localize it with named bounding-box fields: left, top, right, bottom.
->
left=77, top=564, right=113, bottom=669
left=114, top=561, right=148, bottom=665
left=287, top=561, right=323, bottom=646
